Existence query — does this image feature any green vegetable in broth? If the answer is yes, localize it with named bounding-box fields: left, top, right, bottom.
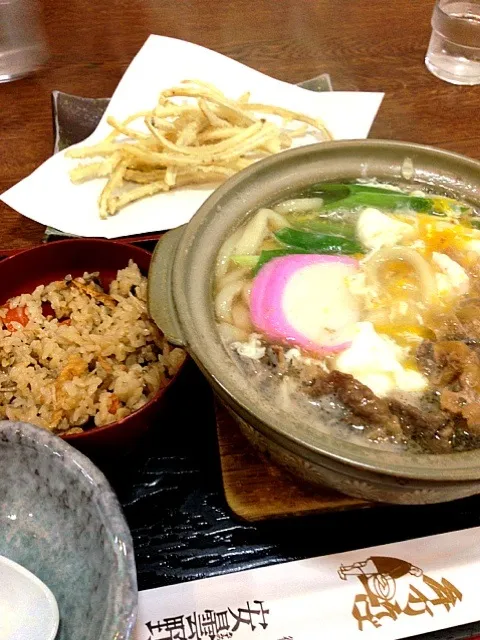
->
left=287, top=214, right=357, bottom=239
left=322, top=191, right=434, bottom=214
left=231, top=249, right=310, bottom=274
left=254, top=249, right=311, bottom=274
left=302, top=183, right=399, bottom=199
left=230, top=255, right=260, bottom=268
left=301, top=183, right=470, bottom=217
left=230, top=227, right=363, bottom=275
left=274, top=228, right=363, bottom=255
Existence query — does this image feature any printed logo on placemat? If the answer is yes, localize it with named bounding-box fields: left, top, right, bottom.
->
left=338, top=556, right=462, bottom=631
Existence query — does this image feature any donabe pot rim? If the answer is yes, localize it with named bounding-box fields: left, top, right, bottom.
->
left=171, top=140, right=480, bottom=482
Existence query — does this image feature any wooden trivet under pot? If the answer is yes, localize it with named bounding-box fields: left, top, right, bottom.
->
left=215, top=401, right=373, bottom=522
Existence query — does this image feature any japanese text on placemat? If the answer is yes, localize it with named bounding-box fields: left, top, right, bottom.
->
left=145, top=600, right=269, bottom=640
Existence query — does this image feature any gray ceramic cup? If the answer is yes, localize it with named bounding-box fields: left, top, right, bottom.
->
left=0, top=420, right=137, bottom=639
left=148, top=140, right=480, bottom=505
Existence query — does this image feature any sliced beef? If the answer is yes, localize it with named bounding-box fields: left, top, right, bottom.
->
left=416, top=340, right=436, bottom=377
left=388, top=398, right=455, bottom=453
left=432, top=340, right=479, bottom=386
left=260, top=335, right=480, bottom=453
left=458, top=403, right=480, bottom=436
left=304, top=367, right=463, bottom=452
left=428, top=299, right=480, bottom=342
left=328, top=371, right=398, bottom=430
left=417, top=339, right=480, bottom=435
left=307, top=368, right=335, bottom=396
left=456, top=298, right=480, bottom=340
left=306, top=370, right=403, bottom=439
left=388, top=399, right=446, bottom=434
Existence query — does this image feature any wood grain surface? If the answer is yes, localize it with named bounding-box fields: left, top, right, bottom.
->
left=1, top=0, right=479, bottom=250
left=215, top=401, right=371, bottom=521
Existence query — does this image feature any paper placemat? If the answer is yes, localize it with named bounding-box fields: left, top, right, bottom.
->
left=134, top=527, right=480, bottom=640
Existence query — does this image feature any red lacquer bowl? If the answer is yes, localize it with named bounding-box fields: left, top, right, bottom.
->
left=0, top=239, right=185, bottom=459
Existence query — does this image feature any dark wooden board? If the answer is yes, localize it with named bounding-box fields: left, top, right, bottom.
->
left=215, top=401, right=374, bottom=521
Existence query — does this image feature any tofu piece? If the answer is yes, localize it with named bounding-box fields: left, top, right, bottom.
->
left=334, top=322, right=428, bottom=397
left=356, top=208, right=414, bottom=251
left=432, top=252, right=469, bottom=297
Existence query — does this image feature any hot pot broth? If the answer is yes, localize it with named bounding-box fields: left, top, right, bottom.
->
left=214, top=181, right=480, bottom=454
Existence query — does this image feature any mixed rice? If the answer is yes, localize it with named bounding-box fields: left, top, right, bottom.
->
left=0, top=260, right=185, bottom=434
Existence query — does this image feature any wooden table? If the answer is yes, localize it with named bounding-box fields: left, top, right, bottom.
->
left=1, top=0, right=479, bottom=250
left=2, top=5, right=480, bottom=637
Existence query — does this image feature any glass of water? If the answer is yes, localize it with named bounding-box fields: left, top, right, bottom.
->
left=425, top=0, right=480, bottom=85
left=0, top=0, right=48, bottom=83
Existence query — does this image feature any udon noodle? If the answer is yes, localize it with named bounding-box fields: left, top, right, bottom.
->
left=214, top=181, right=480, bottom=454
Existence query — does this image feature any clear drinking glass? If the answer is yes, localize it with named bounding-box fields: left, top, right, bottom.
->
left=0, top=0, right=48, bottom=83
left=425, top=0, right=480, bottom=85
